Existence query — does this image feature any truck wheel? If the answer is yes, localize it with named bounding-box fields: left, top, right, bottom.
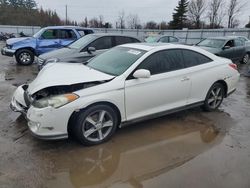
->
left=15, top=49, right=34, bottom=65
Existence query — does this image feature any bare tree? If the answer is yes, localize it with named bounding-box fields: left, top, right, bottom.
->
left=127, top=14, right=141, bottom=29
left=207, top=0, right=225, bottom=28
left=117, top=10, right=125, bottom=29
left=88, top=17, right=99, bottom=28
left=188, top=0, right=206, bottom=28
left=98, top=15, right=104, bottom=28
left=227, top=0, right=246, bottom=28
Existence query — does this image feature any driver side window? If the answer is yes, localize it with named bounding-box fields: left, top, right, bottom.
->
left=41, top=29, right=58, bottom=39
left=88, top=37, right=113, bottom=50
left=137, top=49, right=185, bottom=75
left=225, top=40, right=234, bottom=48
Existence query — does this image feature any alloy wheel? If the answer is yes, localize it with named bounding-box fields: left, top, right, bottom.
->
left=82, top=110, right=114, bottom=142
left=207, top=87, right=223, bottom=109
left=243, top=54, right=249, bottom=64
left=19, top=52, right=31, bottom=64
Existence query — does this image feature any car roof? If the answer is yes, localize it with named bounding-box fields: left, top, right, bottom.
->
left=207, top=36, right=240, bottom=40
left=91, top=33, right=140, bottom=39
left=120, top=43, right=186, bottom=51
left=43, top=26, right=93, bottom=30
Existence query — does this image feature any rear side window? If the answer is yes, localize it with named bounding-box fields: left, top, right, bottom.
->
left=235, top=39, right=244, bottom=47
left=137, top=49, right=185, bottom=75
left=41, top=29, right=58, bottom=39
left=169, top=37, right=178, bottom=42
left=182, top=50, right=212, bottom=67
left=159, top=37, right=169, bottom=43
left=115, top=36, right=139, bottom=46
left=58, top=29, right=77, bottom=39
left=88, top=37, right=113, bottom=50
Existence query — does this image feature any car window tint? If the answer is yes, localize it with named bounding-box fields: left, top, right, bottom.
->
left=159, top=37, right=169, bottom=43
left=115, top=36, right=138, bottom=45
left=169, top=37, right=178, bottom=42
left=235, top=39, right=244, bottom=46
left=225, top=40, right=234, bottom=47
left=89, top=37, right=113, bottom=50
left=58, top=29, right=77, bottom=39
left=41, top=29, right=58, bottom=39
left=182, top=49, right=212, bottom=67
left=137, top=49, right=185, bottom=75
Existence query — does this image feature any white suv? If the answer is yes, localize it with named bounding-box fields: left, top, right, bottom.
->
left=10, top=43, right=240, bottom=145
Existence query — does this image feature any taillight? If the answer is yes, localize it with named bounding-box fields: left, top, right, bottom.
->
left=229, top=63, right=238, bottom=70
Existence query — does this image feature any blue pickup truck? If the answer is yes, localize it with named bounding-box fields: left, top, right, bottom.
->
left=1, top=26, right=94, bottom=65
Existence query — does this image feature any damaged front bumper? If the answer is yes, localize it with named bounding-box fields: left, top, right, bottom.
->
left=10, top=85, right=69, bottom=140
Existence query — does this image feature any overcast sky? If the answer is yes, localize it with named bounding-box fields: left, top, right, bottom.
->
left=35, top=0, right=250, bottom=27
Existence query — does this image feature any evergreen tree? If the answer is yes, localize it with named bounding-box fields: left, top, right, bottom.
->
left=169, top=0, right=189, bottom=29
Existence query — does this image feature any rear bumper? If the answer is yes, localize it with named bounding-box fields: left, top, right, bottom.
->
left=1, top=47, right=16, bottom=57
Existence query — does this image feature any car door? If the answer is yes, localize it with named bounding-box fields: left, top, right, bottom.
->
left=125, top=49, right=191, bottom=121
left=220, top=40, right=236, bottom=60
left=181, top=49, right=215, bottom=104
left=234, top=39, right=245, bottom=61
left=58, top=29, right=77, bottom=47
left=77, top=36, right=114, bottom=63
left=36, top=29, right=62, bottom=54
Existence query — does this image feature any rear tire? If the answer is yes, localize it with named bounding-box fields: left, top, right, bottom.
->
left=203, top=83, right=225, bottom=112
left=72, top=105, right=118, bottom=146
left=15, top=49, right=34, bottom=65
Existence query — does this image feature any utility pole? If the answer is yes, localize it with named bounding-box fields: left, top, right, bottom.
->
left=65, top=4, right=68, bottom=25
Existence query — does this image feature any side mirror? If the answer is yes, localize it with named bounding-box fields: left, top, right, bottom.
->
left=87, top=47, right=96, bottom=54
left=133, top=69, right=151, bottom=79
left=223, top=46, right=231, bottom=50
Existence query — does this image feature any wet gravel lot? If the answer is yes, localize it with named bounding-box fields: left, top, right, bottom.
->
left=0, top=41, right=250, bottom=188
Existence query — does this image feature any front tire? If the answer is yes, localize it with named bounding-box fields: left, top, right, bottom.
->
left=73, top=105, right=118, bottom=146
left=15, top=49, right=34, bottom=65
left=241, top=53, right=249, bottom=64
left=203, top=83, right=225, bottom=112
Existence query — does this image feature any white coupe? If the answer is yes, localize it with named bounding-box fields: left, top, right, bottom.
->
left=10, top=43, right=240, bottom=145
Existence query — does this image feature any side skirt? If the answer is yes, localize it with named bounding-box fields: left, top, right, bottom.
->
left=120, top=101, right=204, bottom=128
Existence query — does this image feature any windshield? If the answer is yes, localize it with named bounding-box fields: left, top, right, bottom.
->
left=197, top=39, right=226, bottom=48
left=145, top=36, right=159, bottom=43
left=69, top=34, right=97, bottom=49
left=33, top=28, right=45, bottom=38
left=87, top=47, right=146, bottom=76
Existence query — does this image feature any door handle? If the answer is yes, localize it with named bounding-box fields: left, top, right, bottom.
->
left=181, top=77, right=190, bottom=82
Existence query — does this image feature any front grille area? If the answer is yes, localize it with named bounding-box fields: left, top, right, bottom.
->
left=24, top=91, right=32, bottom=107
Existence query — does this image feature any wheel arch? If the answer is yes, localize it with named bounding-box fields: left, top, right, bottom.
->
left=15, top=47, right=36, bottom=56
left=213, top=80, right=228, bottom=97
left=67, top=101, right=122, bottom=135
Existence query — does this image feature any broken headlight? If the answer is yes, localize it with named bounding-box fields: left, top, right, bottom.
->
left=32, top=93, right=79, bottom=109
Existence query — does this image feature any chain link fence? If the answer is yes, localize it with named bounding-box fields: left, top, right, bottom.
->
left=1, top=25, right=250, bottom=44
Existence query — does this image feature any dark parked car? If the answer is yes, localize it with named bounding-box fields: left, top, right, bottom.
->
left=196, top=36, right=250, bottom=64
left=37, top=33, right=141, bottom=70
left=1, top=26, right=94, bottom=65
left=145, top=35, right=180, bottom=43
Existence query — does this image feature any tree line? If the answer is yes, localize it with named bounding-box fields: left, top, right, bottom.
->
left=0, top=0, right=249, bottom=29
left=0, top=0, right=62, bottom=26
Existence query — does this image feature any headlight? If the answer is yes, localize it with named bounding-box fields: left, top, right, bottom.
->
left=44, top=58, right=59, bottom=66
left=32, top=93, right=79, bottom=109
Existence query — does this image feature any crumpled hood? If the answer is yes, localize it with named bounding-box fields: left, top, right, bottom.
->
left=6, top=37, right=33, bottom=45
left=28, top=63, right=115, bottom=94
left=197, top=46, right=221, bottom=55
